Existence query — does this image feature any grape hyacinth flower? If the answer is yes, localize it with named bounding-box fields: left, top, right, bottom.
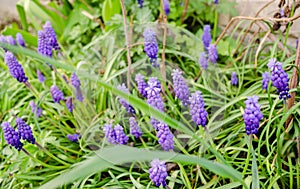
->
left=62, top=74, right=69, bottom=84
left=66, top=97, right=74, bottom=112
left=143, top=28, right=159, bottom=67
left=117, top=84, right=136, bottom=114
left=16, top=33, right=26, bottom=47
left=243, top=96, right=263, bottom=135
left=4, top=51, right=28, bottom=83
left=6, top=36, right=16, bottom=46
left=231, top=72, right=238, bottom=86
left=114, top=124, right=128, bottom=145
left=37, top=70, right=45, bottom=83
left=137, top=0, right=144, bottom=8
left=29, top=100, right=42, bottom=117
left=189, top=91, right=208, bottom=127
left=202, top=25, right=212, bottom=51
left=157, top=122, right=174, bottom=151
left=208, top=44, right=218, bottom=63
left=262, top=72, right=271, bottom=91
left=135, top=73, right=148, bottom=98
left=149, top=159, right=168, bottom=187
left=43, top=21, right=60, bottom=51
left=50, top=85, right=64, bottom=103
left=214, top=0, right=219, bottom=4
left=1, top=122, right=23, bottom=151
left=171, top=69, right=190, bottom=106
left=0, top=35, right=7, bottom=43
left=267, top=58, right=291, bottom=100
left=103, top=124, right=117, bottom=144
left=129, top=117, right=142, bottom=138
left=163, top=0, right=170, bottom=15
left=145, top=77, right=164, bottom=112
left=199, top=52, right=208, bottom=70
left=70, top=72, right=81, bottom=89
left=38, top=30, right=52, bottom=58
left=16, top=118, right=35, bottom=144
left=67, top=133, right=80, bottom=142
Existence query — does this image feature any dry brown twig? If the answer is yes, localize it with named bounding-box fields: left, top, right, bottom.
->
left=180, top=0, right=189, bottom=23
left=254, top=30, right=271, bottom=69
left=160, top=0, right=167, bottom=89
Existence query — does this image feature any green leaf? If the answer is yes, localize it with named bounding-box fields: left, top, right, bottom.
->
left=102, top=0, right=121, bottom=23
left=39, top=146, right=244, bottom=189
left=16, top=2, right=28, bottom=31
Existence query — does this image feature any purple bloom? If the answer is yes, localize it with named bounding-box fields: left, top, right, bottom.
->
left=157, top=122, right=174, bottom=151
left=4, top=51, right=28, bottom=83
left=16, top=118, right=35, bottom=144
left=137, top=0, right=144, bottom=8
left=38, top=30, right=52, bottom=58
left=62, top=74, right=69, bottom=84
left=37, top=70, right=45, bottom=83
left=202, top=25, right=212, bottom=50
left=16, top=33, right=26, bottom=47
left=135, top=74, right=148, bottom=98
left=145, top=77, right=164, bottom=112
left=75, top=89, right=84, bottom=102
left=199, top=52, right=208, bottom=70
left=189, top=91, right=208, bottom=127
left=114, top=124, right=128, bottom=145
left=231, top=72, right=238, bottom=86
left=117, top=84, right=136, bottom=114
left=149, top=159, right=168, bottom=187
left=103, top=124, right=117, bottom=144
left=262, top=72, right=271, bottom=91
left=267, top=58, right=291, bottom=99
left=66, top=97, right=74, bottom=112
left=6, top=36, right=16, bottom=46
left=1, top=122, right=23, bottom=150
left=208, top=44, right=218, bottom=63
left=163, top=0, right=170, bottom=15
left=43, top=21, right=60, bottom=51
left=129, top=117, right=142, bottom=138
left=171, top=69, right=190, bottom=106
left=143, top=28, right=159, bottom=67
left=50, top=85, right=64, bottom=103
left=243, top=96, right=263, bottom=135
left=67, top=133, right=80, bottom=142
left=0, top=35, right=7, bottom=44
left=70, top=72, right=81, bottom=89
left=29, top=100, right=42, bottom=117
left=296, top=38, right=299, bottom=49
left=214, top=0, right=219, bottom=4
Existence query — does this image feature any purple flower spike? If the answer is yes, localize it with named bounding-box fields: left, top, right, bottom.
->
left=171, top=69, right=190, bottom=106
left=6, top=36, right=16, bottom=46
left=29, top=100, right=42, bottom=117
left=243, top=96, right=263, bottom=135
left=43, top=21, right=60, bottom=51
left=38, top=30, right=52, bottom=58
left=214, top=0, right=219, bottom=4
left=163, top=0, right=170, bottom=15
left=231, top=72, right=238, bottom=86
left=202, top=25, right=212, bottom=50
left=0, top=35, right=7, bottom=44
left=189, top=91, right=208, bottom=127
left=16, top=118, right=35, bottom=144
left=67, top=133, right=80, bottom=142
left=262, top=72, right=271, bottom=91
left=70, top=72, right=81, bottom=89
left=145, top=77, right=164, bottom=112
left=149, top=159, right=168, bottom=187
left=157, top=122, right=174, bottom=151
left=117, top=84, right=136, bottom=114
left=104, top=124, right=117, bottom=144
left=1, top=122, right=23, bottom=150
left=4, top=51, right=28, bottom=83
left=135, top=74, right=148, bottom=98
left=137, top=0, right=144, bottom=8
left=75, top=88, right=84, bottom=102
left=50, top=85, right=64, bottom=103
left=267, top=58, right=291, bottom=100
left=114, top=124, right=128, bottom=145
left=143, top=28, right=159, bottom=67
left=129, top=117, right=142, bottom=138
left=16, top=33, right=26, bottom=47
left=37, top=70, right=45, bottom=83
left=66, top=97, right=74, bottom=112
left=199, top=52, right=208, bottom=70
left=208, top=44, right=218, bottom=64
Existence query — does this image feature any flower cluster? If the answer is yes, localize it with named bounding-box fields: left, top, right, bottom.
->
left=66, top=97, right=74, bottom=112
left=4, top=51, right=28, bottom=83
left=267, top=58, right=291, bottom=100
left=231, top=72, right=238, bottom=86
left=29, top=100, right=42, bottom=117
left=117, top=84, right=136, bottom=114
left=145, top=77, right=164, bottom=112
left=43, top=21, right=60, bottom=51
left=149, top=159, right=168, bottom=187
left=202, top=25, right=212, bottom=51
left=67, top=133, right=80, bottom=142
left=1, top=122, right=23, bottom=151
left=163, top=0, right=170, bottom=15
left=70, top=72, right=84, bottom=102
left=199, top=52, right=208, bottom=70
left=156, top=122, right=174, bottom=151
left=189, top=91, right=208, bottom=127
left=129, top=117, right=142, bottom=138
left=143, top=28, right=159, bottom=67
left=103, top=124, right=128, bottom=145
left=135, top=73, right=148, bottom=98
left=50, top=85, right=65, bottom=103
left=137, top=0, right=144, bottom=8
left=262, top=72, right=271, bottom=91
left=16, top=118, right=36, bottom=144
left=243, top=96, right=263, bottom=135
left=207, top=44, right=218, bottom=64
left=171, top=69, right=190, bottom=106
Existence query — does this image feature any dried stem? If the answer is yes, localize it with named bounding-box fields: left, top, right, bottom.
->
left=160, top=0, right=167, bottom=89
left=81, top=10, right=105, bottom=32
left=254, top=30, right=270, bottom=69
left=120, top=0, right=132, bottom=89
left=180, top=0, right=189, bottom=23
